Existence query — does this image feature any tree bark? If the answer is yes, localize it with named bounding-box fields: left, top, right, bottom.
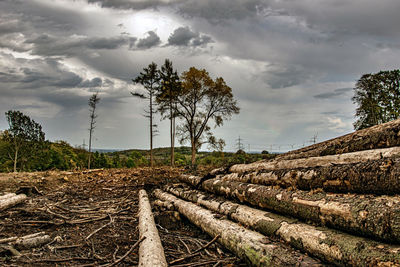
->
left=229, top=146, right=400, bottom=174
left=138, top=190, right=167, bottom=267
left=220, top=156, right=400, bottom=195
left=165, top=185, right=400, bottom=266
left=179, top=176, right=400, bottom=243
left=154, top=189, right=323, bottom=267
left=0, top=194, right=27, bottom=211
left=277, top=118, right=400, bottom=160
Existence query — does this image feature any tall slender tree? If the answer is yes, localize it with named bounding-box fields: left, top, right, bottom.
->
left=88, top=92, right=100, bottom=169
left=175, top=67, right=240, bottom=166
left=4, top=110, right=45, bottom=172
left=157, top=59, right=181, bottom=167
left=132, top=62, right=160, bottom=168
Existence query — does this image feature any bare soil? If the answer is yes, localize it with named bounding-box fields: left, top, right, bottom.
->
left=0, top=168, right=245, bottom=266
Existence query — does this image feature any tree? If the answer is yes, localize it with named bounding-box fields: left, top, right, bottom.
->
left=353, top=69, right=400, bottom=130
left=132, top=62, right=160, bottom=167
left=4, top=110, right=45, bottom=172
left=157, top=59, right=182, bottom=167
left=88, top=92, right=100, bottom=169
left=175, top=67, right=240, bottom=166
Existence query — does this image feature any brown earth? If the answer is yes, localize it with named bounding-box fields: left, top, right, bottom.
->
left=0, top=168, right=246, bottom=266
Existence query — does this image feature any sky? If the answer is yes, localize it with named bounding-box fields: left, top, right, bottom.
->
left=0, top=0, right=399, bottom=152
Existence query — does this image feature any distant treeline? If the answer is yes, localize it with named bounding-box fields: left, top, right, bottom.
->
left=0, top=132, right=273, bottom=172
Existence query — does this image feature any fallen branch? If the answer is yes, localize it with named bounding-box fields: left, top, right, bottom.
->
left=154, top=189, right=322, bottom=266
left=166, top=185, right=400, bottom=266
left=86, top=214, right=114, bottom=240
left=169, top=235, right=220, bottom=265
left=138, top=189, right=167, bottom=266
left=100, top=236, right=146, bottom=267
left=0, top=194, right=27, bottom=211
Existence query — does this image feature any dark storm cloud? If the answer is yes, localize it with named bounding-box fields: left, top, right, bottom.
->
left=314, top=88, right=353, bottom=99
left=167, top=26, right=213, bottom=47
left=136, top=31, right=161, bottom=49
left=87, top=0, right=172, bottom=10
left=26, top=34, right=136, bottom=57
left=262, top=64, right=312, bottom=89
left=0, top=56, right=102, bottom=90
left=88, top=0, right=268, bottom=23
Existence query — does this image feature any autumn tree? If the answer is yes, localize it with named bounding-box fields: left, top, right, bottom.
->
left=175, top=67, right=240, bottom=166
left=132, top=62, right=160, bottom=167
left=157, top=59, right=182, bottom=167
left=88, top=92, right=100, bottom=169
left=353, top=70, right=400, bottom=130
left=4, top=110, right=45, bottom=172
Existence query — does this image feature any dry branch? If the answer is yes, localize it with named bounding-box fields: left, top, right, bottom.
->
left=166, top=185, right=400, bottom=266
left=0, top=194, right=27, bottom=211
left=179, top=175, right=400, bottom=243
left=154, top=189, right=322, bottom=267
left=138, top=189, right=167, bottom=267
left=277, top=118, right=400, bottom=160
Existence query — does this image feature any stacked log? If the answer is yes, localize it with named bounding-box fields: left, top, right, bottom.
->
left=164, top=185, right=400, bottom=266
left=155, top=122, right=400, bottom=266
left=277, top=118, right=400, bottom=160
left=154, top=189, right=323, bottom=266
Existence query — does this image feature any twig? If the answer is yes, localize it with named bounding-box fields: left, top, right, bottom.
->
left=179, top=237, right=191, bottom=254
left=86, top=214, right=114, bottom=240
left=192, top=234, right=220, bottom=254
left=169, top=234, right=221, bottom=265
left=99, top=236, right=146, bottom=267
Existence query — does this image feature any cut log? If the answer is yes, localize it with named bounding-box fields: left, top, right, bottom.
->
left=138, top=189, right=167, bottom=267
left=277, top=118, right=400, bottom=160
left=154, top=189, right=323, bottom=267
left=0, top=194, right=27, bottom=211
left=179, top=175, right=400, bottom=243
left=153, top=199, right=174, bottom=210
left=221, top=157, right=400, bottom=195
left=165, top=185, right=400, bottom=266
left=0, top=193, right=16, bottom=201
left=229, top=146, right=400, bottom=174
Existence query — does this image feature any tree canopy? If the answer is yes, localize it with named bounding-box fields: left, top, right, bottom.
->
left=353, top=69, right=400, bottom=130
left=4, top=110, right=45, bottom=172
left=175, top=67, right=240, bottom=165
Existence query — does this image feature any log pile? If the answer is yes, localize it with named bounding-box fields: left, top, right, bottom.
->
left=154, top=120, right=400, bottom=266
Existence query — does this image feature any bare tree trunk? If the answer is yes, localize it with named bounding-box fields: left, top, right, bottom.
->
left=179, top=176, right=400, bottom=243
left=150, top=92, right=154, bottom=168
left=165, top=185, right=400, bottom=266
left=13, top=146, right=18, bottom=173
left=154, top=189, right=322, bottom=266
left=191, top=140, right=196, bottom=166
left=88, top=127, right=92, bottom=169
left=138, top=190, right=167, bottom=266
left=170, top=104, right=175, bottom=167
left=278, top=118, right=400, bottom=160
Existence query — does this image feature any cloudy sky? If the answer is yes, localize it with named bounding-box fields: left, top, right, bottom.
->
left=0, top=0, right=399, bottom=152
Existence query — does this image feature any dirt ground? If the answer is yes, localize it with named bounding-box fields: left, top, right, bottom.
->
left=0, top=168, right=245, bottom=266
